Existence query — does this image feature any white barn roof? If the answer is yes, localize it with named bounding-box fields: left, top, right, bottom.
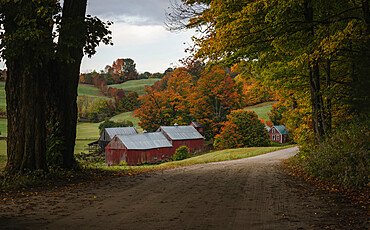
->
left=116, top=132, right=172, bottom=150
left=158, top=125, right=203, bottom=140
left=105, top=127, right=139, bottom=139
left=99, top=127, right=139, bottom=142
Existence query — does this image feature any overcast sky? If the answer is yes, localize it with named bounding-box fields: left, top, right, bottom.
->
left=82, top=0, right=195, bottom=73
left=0, top=0, right=194, bottom=73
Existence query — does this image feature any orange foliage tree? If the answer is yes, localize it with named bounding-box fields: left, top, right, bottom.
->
left=135, top=65, right=243, bottom=137
left=134, top=68, right=194, bottom=131
left=214, top=110, right=269, bottom=150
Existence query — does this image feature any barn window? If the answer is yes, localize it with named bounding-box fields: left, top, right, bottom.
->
left=166, top=154, right=168, bottom=157
left=277, top=135, right=280, bottom=141
left=162, top=154, right=164, bottom=157
left=272, top=129, right=275, bottom=133
left=154, top=156, right=157, bottom=160
left=272, top=135, right=275, bottom=140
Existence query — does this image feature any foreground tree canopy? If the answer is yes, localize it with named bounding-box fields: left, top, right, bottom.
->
left=168, top=0, right=370, bottom=140
left=0, top=0, right=112, bottom=174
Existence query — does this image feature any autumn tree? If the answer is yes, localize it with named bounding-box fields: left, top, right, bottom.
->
left=135, top=65, right=242, bottom=137
left=191, top=65, right=243, bottom=138
left=0, top=0, right=111, bottom=173
left=214, top=110, right=269, bottom=150
left=105, top=58, right=138, bottom=82
left=169, top=0, right=370, bottom=141
left=135, top=68, right=194, bottom=131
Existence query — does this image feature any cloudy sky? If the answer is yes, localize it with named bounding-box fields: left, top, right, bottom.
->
left=82, top=0, right=195, bottom=73
left=0, top=0, right=193, bottom=73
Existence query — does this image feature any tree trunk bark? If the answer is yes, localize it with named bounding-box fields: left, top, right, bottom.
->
left=325, top=59, right=332, bottom=133
left=3, top=1, right=52, bottom=174
left=48, top=0, right=88, bottom=169
left=304, top=0, right=326, bottom=139
left=362, top=0, right=370, bottom=34
left=6, top=61, right=47, bottom=174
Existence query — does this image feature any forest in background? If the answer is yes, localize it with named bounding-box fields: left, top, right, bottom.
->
left=162, top=0, right=370, bottom=187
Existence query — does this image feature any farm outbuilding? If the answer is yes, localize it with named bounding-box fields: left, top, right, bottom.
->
left=190, top=121, right=205, bottom=136
left=269, top=125, right=289, bottom=143
left=98, top=127, right=139, bottom=150
left=157, top=124, right=204, bottom=153
left=105, top=132, right=173, bottom=166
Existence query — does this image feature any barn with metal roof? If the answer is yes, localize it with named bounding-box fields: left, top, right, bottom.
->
left=190, top=121, right=205, bottom=136
left=157, top=124, right=204, bottom=154
left=98, top=127, right=139, bottom=150
left=105, top=132, right=174, bottom=166
left=105, top=124, right=205, bottom=166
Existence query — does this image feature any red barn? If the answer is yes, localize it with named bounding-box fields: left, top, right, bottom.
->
left=157, top=124, right=204, bottom=153
left=97, top=127, right=139, bottom=151
left=105, top=132, right=173, bottom=166
left=190, top=121, right=205, bottom=136
left=269, top=125, right=289, bottom=143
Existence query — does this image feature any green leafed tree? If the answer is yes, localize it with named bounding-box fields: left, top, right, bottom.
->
left=0, top=0, right=112, bottom=174
left=169, top=0, right=370, bottom=141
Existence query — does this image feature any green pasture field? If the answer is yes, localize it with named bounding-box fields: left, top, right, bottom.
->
left=109, top=79, right=160, bottom=96
left=0, top=118, right=6, bottom=137
left=0, top=83, right=111, bottom=113
left=244, top=101, right=277, bottom=121
left=76, top=122, right=100, bottom=140
left=110, top=111, right=140, bottom=129
left=77, top=84, right=110, bottom=100
left=0, top=82, right=5, bottom=111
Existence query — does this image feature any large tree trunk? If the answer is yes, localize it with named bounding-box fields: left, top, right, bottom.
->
left=304, top=0, right=326, bottom=139
left=6, top=61, right=48, bottom=174
left=48, top=0, right=88, bottom=169
left=309, top=62, right=325, bottom=138
left=4, top=1, right=52, bottom=174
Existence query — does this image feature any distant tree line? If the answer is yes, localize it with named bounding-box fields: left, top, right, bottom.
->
left=79, top=58, right=175, bottom=86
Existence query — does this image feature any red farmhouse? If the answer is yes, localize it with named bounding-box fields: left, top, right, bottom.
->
left=105, top=132, right=173, bottom=166
left=157, top=124, right=204, bottom=153
left=268, top=125, right=289, bottom=143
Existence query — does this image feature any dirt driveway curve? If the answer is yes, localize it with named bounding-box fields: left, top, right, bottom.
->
left=1, top=147, right=367, bottom=229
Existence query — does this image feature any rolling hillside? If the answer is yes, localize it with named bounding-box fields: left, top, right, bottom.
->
left=78, top=84, right=111, bottom=100
left=244, top=101, right=277, bottom=121
left=109, top=78, right=160, bottom=96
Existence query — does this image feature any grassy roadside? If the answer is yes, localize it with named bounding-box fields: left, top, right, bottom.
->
left=104, top=145, right=294, bottom=172
left=0, top=145, right=294, bottom=191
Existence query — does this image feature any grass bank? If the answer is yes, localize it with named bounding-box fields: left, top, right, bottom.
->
left=105, top=145, right=294, bottom=171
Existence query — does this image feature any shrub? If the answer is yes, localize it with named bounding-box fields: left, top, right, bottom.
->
left=174, top=146, right=190, bottom=161
left=294, top=118, right=369, bottom=188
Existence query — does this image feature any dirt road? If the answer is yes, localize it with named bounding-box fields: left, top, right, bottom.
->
left=0, top=147, right=367, bottom=229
